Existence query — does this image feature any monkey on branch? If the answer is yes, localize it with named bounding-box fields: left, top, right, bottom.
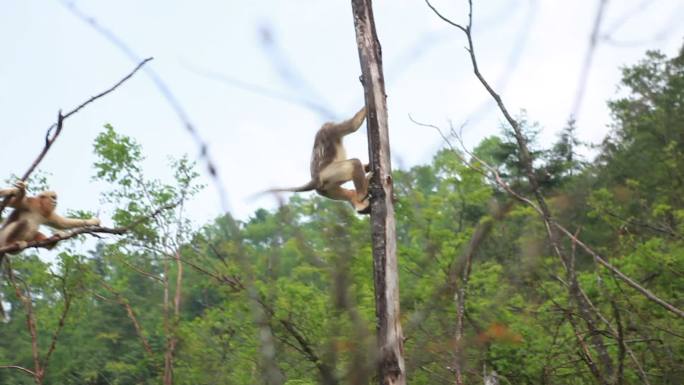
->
left=0, top=181, right=100, bottom=252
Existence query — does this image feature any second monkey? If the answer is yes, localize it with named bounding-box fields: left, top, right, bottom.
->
left=268, top=106, right=372, bottom=214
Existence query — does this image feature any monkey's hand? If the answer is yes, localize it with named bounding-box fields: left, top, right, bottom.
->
left=353, top=106, right=367, bottom=127
left=357, top=199, right=371, bottom=215
left=11, top=180, right=27, bottom=195
left=0, top=180, right=28, bottom=200
left=84, top=218, right=101, bottom=227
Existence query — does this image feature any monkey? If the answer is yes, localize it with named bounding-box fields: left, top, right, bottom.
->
left=266, top=106, right=373, bottom=214
left=0, top=181, right=100, bottom=252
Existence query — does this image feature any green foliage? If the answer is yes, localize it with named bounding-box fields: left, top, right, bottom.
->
left=2, top=47, right=684, bottom=385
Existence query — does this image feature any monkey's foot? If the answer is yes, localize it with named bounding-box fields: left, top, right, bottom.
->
left=355, top=196, right=371, bottom=215
left=13, top=241, right=28, bottom=249
left=52, top=231, right=70, bottom=239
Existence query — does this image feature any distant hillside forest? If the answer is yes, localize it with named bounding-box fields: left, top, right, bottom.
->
left=1, top=48, right=683, bottom=385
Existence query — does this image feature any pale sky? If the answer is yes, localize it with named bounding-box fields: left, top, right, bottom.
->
left=1, top=0, right=683, bottom=230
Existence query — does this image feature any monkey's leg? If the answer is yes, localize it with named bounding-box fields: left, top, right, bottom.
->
left=343, top=159, right=372, bottom=206
left=319, top=159, right=371, bottom=211
left=1, top=220, right=30, bottom=253
left=9, top=241, right=28, bottom=253
left=318, top=186, right=369, bottom=212
left=350, top=159, right=371, bottom=202
left=7, top=232, right=55, bottom=252
left=35, top=232, right=59, bottom=250
left=2, top=220, right=29, bottom=246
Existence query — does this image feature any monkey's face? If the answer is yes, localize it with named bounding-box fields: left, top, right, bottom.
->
left=38, top=191, right=57, bottom=211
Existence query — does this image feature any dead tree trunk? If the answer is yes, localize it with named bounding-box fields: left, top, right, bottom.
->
left=350, top=1, right=406, bottom=384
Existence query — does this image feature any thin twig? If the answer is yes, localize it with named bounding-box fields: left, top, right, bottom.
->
left=424, top=0, right=467, bottom=33
left=43, top=272, right=73, bottom=367
left=185, top=63, right=337, bottom=120
left=565, top=306, right=606, bottom=383
left=97, top=282, right=155, bottom=356
left=612, top=302, right=626, bottom=385
left=0, top=57, right=151, bottom=218
left=554, top=223, right=684, bottom=319
left=54, top=58, right=153, bottom=125
left=179, top=251, right=243, bottom=291
left=5, top=258, right=43, bottom=383
left=570, top=0, right=609, bottom=122
left=0, top=365, right=37, bottom=377
left=578, top=288, right=652, bottom=384
left=257, top=23, right=333, bottom=113
left=117, top=257, right=164, bottom=283
left=60, top=1, right=231, bottom=213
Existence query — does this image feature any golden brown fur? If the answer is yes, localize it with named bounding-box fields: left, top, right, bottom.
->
left=268, top=107, right=372, bottom=213
left=0, top=182, right=100, bottom=252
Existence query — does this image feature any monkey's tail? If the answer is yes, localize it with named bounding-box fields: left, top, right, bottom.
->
left=267, top=179, right=318, bottom=193
left=247, top=180, right=318, bottom=202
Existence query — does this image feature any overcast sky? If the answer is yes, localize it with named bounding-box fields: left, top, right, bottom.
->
left=1, top=0, right=683, bottom=228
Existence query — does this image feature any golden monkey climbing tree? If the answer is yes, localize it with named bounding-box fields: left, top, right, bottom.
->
left=351, top=1, right=407, bottom=384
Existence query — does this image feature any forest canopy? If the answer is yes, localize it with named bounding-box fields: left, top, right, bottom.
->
left=1, top=36, right=683, bottom=385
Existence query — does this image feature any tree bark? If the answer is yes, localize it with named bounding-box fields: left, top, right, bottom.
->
left=164, top=251, right=183, bottom=385
left=350, top=1, right=406, bottom=384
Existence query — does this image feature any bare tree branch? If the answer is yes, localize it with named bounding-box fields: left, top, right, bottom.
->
left=52, top=58, right=153, bottom=128
left=185, top=63, right=337, bottom=120
left=257, top=23, right=335, bottom=115
left=0, top=57, right=152, bottom=218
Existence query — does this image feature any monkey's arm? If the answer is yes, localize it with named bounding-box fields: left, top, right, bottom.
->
left=46, top=213, right=100, bottom=229
left=332, top=106, right=367, bottom=136
left=0, top=181, right=27, bottom=208
left=0, top=188, right=18, bottom=197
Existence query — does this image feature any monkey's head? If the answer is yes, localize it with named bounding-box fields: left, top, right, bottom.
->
left=37, top=191, right=58, bottom=213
